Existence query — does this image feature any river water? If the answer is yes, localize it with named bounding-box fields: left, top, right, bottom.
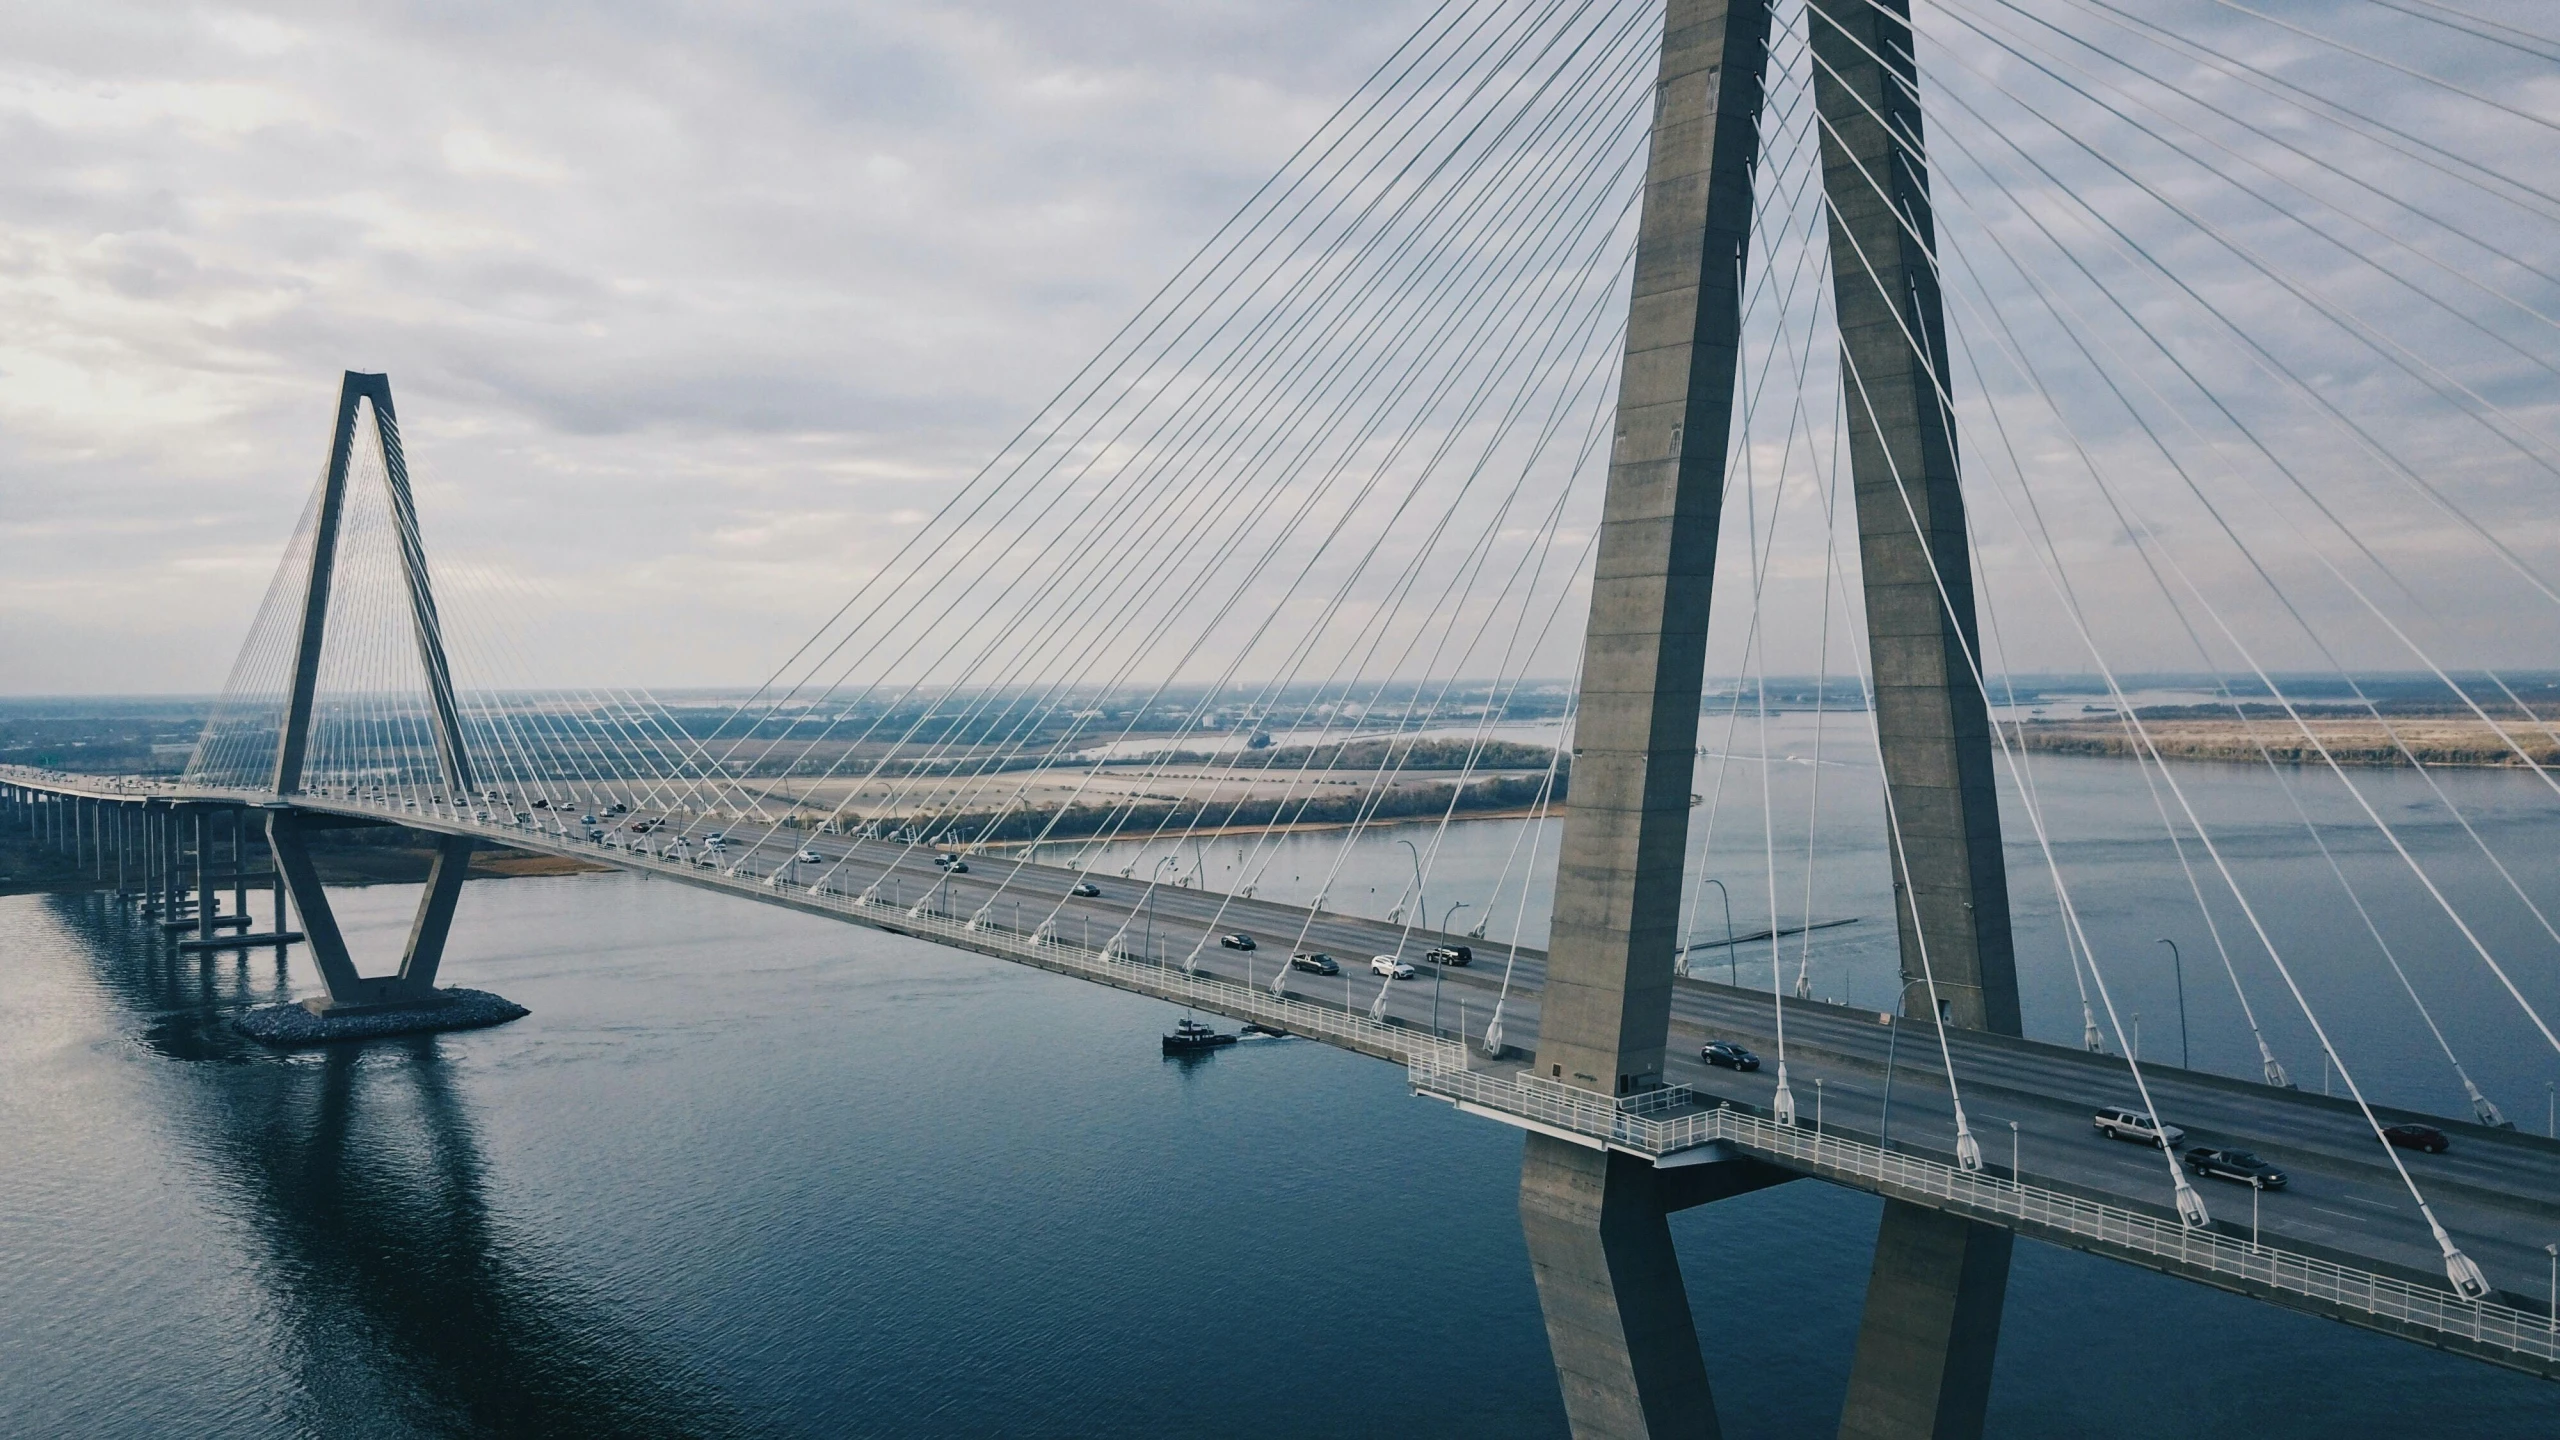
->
left=5, top=738, right=2559, bottom=1436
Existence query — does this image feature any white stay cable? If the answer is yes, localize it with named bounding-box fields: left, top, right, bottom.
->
left=1805, top=88, right=2204, bottom=1206
left=1824, top=25, right=2493, bottom=1274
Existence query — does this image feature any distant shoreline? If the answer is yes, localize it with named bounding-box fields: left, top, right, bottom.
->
left=2016, top=715, right=2559, bottom=769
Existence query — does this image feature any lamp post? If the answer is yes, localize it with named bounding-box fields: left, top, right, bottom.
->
left=1442, top=899, right=1470, bottom=933
left=2158, top=938, right=2188, bottom=1070
left=1879, top=979, right=1921, bottom=1150
left=2547, top=1243, right=2557, bottom=1339
left=1150, top=856, right=1179, bottom=965
left=1815, top=1077, right=1824, bottom=1136
left=1692, top=877, right=1735, bottom=984
left=1396, top=838, right=1425, bottom=931
left=2010, top=1120, right=2021, bottom=1186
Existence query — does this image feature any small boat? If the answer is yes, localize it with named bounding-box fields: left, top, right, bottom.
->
left=1162, top=1017, right=1237, bottom=1054
left=1240, top=1022, right=1291, bottom=1039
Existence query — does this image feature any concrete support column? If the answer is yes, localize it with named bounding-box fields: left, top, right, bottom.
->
left=1522, top=1136, right=1719, bottom=1440
left=231, top=809, right=249, bottom=924
left=193, top=807, right=213, bottom=941
left=1808, top=0, right=2017, bottom=1034
left=1517, top=4, right=1770, bottom=1436
left=1537, top=0, right=1770, bottom=1100
left=1809, top=2, right=2022, bottom=1436
left=1837, top=1203, right=2013, bottom=1440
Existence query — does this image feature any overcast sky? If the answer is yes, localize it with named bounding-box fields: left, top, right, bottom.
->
left=5, top=0, right=2556, bottom=696
left=0, top=1, right=1427, bottom=693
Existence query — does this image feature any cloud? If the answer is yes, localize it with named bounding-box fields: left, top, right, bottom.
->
left=0, top=0, right=1424, bottom=691
left=0, top=0, right=2552, bottom=696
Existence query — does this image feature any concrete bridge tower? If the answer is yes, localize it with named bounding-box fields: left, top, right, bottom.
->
left=1525, top=2, right=2021, bottom=1436
left=265, top=370, right=484, bottom=1015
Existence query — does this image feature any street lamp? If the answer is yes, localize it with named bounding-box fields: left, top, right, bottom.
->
left=1396, top=838, right=1425, bottom=931
left=1150, top=856, right=1179, bottom=965
left=2158, top=938, right=2188, bottom=1070
left=1691, top=876, right=1735, bottom=984
left=1878, top=978, right=1922, bottom=1149
left=1442, top=899, right=1471, bottom=933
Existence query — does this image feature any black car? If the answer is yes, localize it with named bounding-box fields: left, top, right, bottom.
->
left=2383, top=1124, right=2450, bottom=1154
left=1701, top=1041, right=1761, bottom=1072
left=2183, top=1147, right=2289, bottom=1189
left=1289, top=952, right=1339, bottom=975
left=1220, top=933, right=1256, bottom=950
left=946, top=861, right=969, bottom=874
left=1425, top=944, right=1472, bottom=966
left=1070, top=881, right=1101, bottom=898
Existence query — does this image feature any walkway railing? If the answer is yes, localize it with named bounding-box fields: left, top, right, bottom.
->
left=0, top=769, right=1442, bottom=1069
left=17, top=768, right=2553, bottom=1371
left=832, top=892, right=1471, bottom=1067
left=1407, top=1055, right=2560, bottom=1369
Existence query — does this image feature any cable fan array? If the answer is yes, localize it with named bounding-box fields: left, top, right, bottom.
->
left=181, top=0, right=2560, bottom=1297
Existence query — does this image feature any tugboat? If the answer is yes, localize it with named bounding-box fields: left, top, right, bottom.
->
left=1162, top=1016, right=1237, bottom=1055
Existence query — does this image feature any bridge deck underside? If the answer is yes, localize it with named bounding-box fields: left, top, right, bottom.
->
left=16, top=772, right=2559, bottom=1376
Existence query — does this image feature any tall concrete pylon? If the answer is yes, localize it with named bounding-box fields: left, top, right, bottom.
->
left=1527, top=0, right=2022, bottom=1435
left=1525, top=2, right=1771, bottom=1437
left=267, top=370, right=479, bottom=1013
left=1808, top=2, right=2019, bottom=1435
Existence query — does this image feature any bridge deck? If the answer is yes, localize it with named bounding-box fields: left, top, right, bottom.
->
left=12, top=769, right=2557, bottom=1378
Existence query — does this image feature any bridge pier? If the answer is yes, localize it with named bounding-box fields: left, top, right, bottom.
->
left=1837, top=1202, right=2012, bottom=1440
left=1522, top=1138, right=1718, bottom=1440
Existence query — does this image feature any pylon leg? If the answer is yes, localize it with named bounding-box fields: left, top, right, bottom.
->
left=1837, top=1200, right=2012, bottom=1440
left=1521, top=1134, right=1720, bottom=1440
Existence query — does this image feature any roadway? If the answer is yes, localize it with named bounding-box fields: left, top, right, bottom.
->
left=687, top=818, right=2560, bottom=1314
left=13, top=768, right=2560, bottom=1318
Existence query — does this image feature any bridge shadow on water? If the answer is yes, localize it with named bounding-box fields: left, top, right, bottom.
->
left=69, top=896, right=747, bottom=1440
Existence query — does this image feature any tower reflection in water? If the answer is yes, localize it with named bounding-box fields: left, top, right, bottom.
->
left=85, top=895, right=744, bottom=1439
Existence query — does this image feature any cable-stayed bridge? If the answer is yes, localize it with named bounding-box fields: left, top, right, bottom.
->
left=14, top=0, right=2560, bottom=1434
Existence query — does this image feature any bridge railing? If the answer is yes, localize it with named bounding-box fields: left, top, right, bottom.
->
left=1407, top=1055, right=2559, bottom=1367
left=873, top=900, right=1469, bottom=1068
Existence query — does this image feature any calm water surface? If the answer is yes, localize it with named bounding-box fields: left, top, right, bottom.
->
left=6, top=751, right=2559, bottom=1436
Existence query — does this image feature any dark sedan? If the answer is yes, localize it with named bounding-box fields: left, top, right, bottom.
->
left=1289, top=952, right=1339, bottom=975
left=1220, top=933, right=1256, bottom=950
left=2183, top=1147, right=2289, bottom=1189
left=1701, top=1041, right=1761, bottom=1072
left=2383, top=1124, right=2450, bottom=1154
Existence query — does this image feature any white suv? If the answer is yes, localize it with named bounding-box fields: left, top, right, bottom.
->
left=1370, top=954, right=1416, bottom=979
left=2093, top=1105, right=2185, bottom=1149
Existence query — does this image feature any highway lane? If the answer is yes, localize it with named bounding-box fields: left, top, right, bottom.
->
left=24, top=770, right=2556, bottom=1315
left=690, top=825, right=2560, bottom=1309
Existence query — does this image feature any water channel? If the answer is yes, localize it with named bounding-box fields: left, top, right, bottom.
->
left=5, top=734, right=2558, bottom=1435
